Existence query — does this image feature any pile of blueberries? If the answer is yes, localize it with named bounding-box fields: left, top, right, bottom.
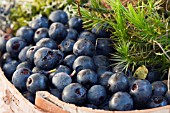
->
left=1, top=10, right=170, bottom=111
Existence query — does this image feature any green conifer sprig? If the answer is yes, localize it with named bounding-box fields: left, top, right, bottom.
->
left=79, top=0, right=170, bottom=74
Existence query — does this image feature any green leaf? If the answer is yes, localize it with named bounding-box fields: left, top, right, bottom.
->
left=133, top=65, right=148, bottom=79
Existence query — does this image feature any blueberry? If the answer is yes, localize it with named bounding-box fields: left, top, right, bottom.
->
left=68, top=17, right=83, bottom=32
left=91, top=23, right=111, bottom=38
left=45, top=65, right=68, bottom=82
left=32, top=67, right=42, bottom=73
left=34, top=47, right=61, bottom=70
left=128, top=76, right=137, bottom=86
left=49, top=10, right=68, bottom=25
left=112, top=66, right=132, bottom=77
left=98, top=94, right=112, bottom=110
left=108, top=72, right=129, bottom=93
left=18, top=46, right=31, bottom=62
left=6, top=37, right=27, bottom=58
left=95, top=38, right=114, bottom=56
left=130, top=80, right=152, bottom=109
left=77, top=69, right=98, bottom=89
left=87, top=85, right=107, bottom=105
left=26, top=73, right=49, bottom=94
left=2, top=60, right=19, bottom=80
left=63, top=54, right=77, bottom=68
left=73, top=39, right=95, bottom=56
left=48, top=72, right=56, bottom=83
left=93, top=55, right=110, bottom=67
left=1, top=52, right=13, bottom=64
left=23, top=91, right=35, bottom=104
left=152, top=81, right=167, bottom=96
left=59, top=39, right=75, bottom=54
left=73, top=56, right=96, bottom=72
left=52, top=49, right=65, bottom=64
left=49, top=22, right=67, bottom=43
left=165, top=91, right=170, bottom=104
left=49, top=88, right=61, bottom=99
left=62, top=83, right=86, bottom=105
left=52, top=72, right=72, bottom=91
left=78, top=31, right=96, bottom=44
left=30, top=16, right=49, bottom=30
left=12, top=68, right=32, bottom=92
left=84, top=103, right=98, bottom=109
left=17, top=61, right=33, bottom=70
left=49, top=65, right=71, bottom=81
left=55, top=65, right=71, bottom=74
left=109, top=92, right=134, bottom=111
left=147, top=96, right=167, bottom=108
left=36, top=38, right=58, bottom=49
left=34, top=28, right=49, bottom=43
left=0, top=34, right=12, bottom=53
left=146, top=71, right=161, bottom=83
left=98, top=71, right=113, bottom=88
left=16, top=26, right=34, bottom=43
left=65, top=28, right=78, bottom=41
left=97, top=66, right=110, bottom=76
left=26, top=46, right=40, bottom=64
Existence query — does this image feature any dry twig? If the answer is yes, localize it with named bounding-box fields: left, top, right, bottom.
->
left=168, top=68, right=170, bottom=91
left=153, top=40, right=170, bottom=60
